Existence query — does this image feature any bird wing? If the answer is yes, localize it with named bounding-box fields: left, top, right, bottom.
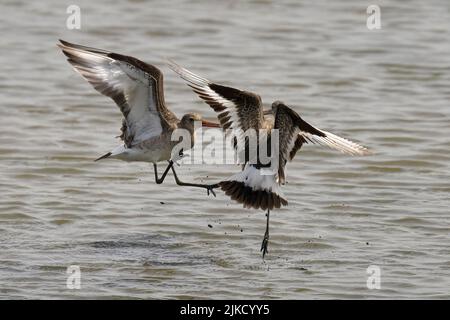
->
left=274, top=102, right=370, bottom=181
left=167, top=59, right=264, bottom=148
left=58, top=40, right=178, bottom=147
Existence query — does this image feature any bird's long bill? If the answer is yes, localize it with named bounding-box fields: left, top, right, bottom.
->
left=263, top=109, right=273, bottom=116
left=201, top=119, right=220, bottom=128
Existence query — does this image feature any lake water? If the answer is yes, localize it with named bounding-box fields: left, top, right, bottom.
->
left=0, top=0, right=449, bottom=299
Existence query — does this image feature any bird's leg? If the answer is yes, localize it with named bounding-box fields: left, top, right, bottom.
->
left=153, top=161, right=174, bottom=184
left=261, top=208, right=270, bottom=259
left=170, top=164, right=219, bottom=197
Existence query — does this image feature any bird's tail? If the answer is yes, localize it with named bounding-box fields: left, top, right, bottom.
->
left=219, top=164, right=288, bottom=210
left=94, top=152, right=112, bottom=162
left=94, top=145, right=127, bottom=162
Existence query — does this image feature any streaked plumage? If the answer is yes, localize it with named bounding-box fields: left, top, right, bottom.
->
left=167, top=59, right=370, bottom=257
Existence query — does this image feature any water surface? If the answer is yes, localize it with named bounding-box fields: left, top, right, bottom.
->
left=0, top=0, right=449, bottom=299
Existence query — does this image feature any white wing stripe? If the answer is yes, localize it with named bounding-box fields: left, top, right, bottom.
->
left=167, top=59, right=245, bottom=136
left=166, top=59, right=209, bottom=86
left=59, top=43, right=164, bottom=145
left=285, top=128, right=300, bottom=159
left=300, top=129, right=370, bottom=156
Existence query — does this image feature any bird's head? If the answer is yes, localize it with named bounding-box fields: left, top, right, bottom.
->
left=262, top=100, right=286, bottom=116
left=270, top=100, right=286, bottom=114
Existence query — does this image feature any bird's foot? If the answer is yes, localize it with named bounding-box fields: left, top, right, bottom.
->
left=260, top=231, right=269, bottom=259
left=206, top=184, right=218, bottom=197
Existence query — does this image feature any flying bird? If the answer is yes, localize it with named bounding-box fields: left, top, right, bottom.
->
left=58, top=40, right=219, bottom=195
left=167, top=59, right=370, bottom=258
